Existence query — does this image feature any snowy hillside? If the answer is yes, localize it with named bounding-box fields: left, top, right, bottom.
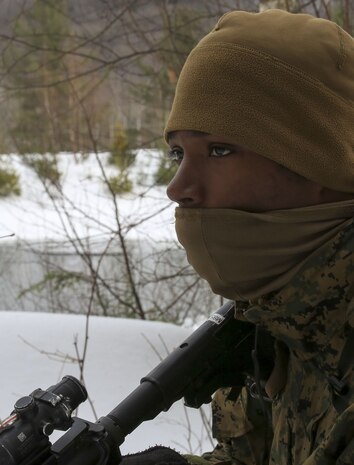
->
left=0, top=153, right=216, bottom=457
left=0, top=151, right=213, bottom=317
left=0, top=151, right=176, bottom=243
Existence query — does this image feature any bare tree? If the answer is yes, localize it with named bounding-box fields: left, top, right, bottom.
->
left=0, top=0, right=351, bottom=326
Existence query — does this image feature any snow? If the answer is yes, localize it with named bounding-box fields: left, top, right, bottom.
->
left=0, top=151, right=176, bottom=243
left=0, top=152, right=215, bottom=457
left=0, top=311, right=214, bottom=456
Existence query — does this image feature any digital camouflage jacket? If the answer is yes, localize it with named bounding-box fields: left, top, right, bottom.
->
left=187, top=218, right=354, bottom=465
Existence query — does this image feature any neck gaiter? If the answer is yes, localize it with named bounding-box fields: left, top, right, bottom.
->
left=175, top=200, right=354, bottom=301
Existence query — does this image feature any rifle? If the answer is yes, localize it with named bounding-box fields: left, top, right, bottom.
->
left=0, top=301, right=274, bottom=465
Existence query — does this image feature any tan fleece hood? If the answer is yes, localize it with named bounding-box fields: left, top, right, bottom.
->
left=165, top=9, right=354, bottom=192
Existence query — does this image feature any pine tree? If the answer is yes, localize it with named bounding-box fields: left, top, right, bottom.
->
left=5, top=0, right=71, bottom=154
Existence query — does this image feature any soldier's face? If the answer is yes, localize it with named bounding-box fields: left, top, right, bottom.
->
left=166, top=131, right=351, bottom=212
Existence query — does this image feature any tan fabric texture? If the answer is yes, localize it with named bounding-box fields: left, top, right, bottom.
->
left=189, top=217, right=354, bottom=465
left=164, top=9, right=354, bottom=192
left=175, top=200, right=354, bottom=301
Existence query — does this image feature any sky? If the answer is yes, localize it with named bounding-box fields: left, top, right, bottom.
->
left=0, top=311, right=215, bottom=458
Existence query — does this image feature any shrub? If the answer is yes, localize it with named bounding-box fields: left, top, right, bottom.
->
left=0, top=168, right=21, bottom=197
left=109, top=122, right=136, bottom=170
left=107, top=173, right=133, bottom=195
left=154, top=156, right=177, bottom=185
left=28, top=156, right=61, bottom=186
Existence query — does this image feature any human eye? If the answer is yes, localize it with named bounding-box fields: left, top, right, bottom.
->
left=167, top=147, right=184, bottom=163
left=210, top=145, right=232, bottom=157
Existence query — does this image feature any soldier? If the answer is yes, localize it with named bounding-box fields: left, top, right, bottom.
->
left=121, top=8, right=354, bottom=465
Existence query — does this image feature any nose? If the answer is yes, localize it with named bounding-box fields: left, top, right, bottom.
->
left=166, top=160, right=204, bottom=207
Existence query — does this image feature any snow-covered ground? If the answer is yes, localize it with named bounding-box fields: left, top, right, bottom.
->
left=0, top=153, right=215, bottom=457
left=0, top=151, right=205, bottom=316
left=0, top=311, right=214, bottom=456
left=0, top=151, right=176, bottom=243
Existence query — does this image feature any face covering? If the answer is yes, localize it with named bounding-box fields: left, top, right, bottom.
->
left=175, top=200, right=354, bottom=302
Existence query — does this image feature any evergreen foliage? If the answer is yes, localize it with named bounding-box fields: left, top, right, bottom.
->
left=0, top=168, right=21, bottom=197
left=154, top=157, right=178, bottom=186
left=108, top=122, right=137, bottom=194
left=107, top=173, right=133, bottom=195
left=109, top=122, right=136, bottom=170
left=26, top=155, right=61, bottom=186
left=5, top=0, right=71, bottom=154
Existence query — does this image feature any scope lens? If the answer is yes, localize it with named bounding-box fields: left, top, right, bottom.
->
left=49, top=376, right=88, bottom=411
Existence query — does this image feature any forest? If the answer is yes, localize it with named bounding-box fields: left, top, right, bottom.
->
left=0, top=0, right=352, bottom=324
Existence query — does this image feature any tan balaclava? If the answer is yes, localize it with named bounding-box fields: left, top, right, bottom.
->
left=165, top=9, right=354, bottom=192
left=164, top=10, right=354, bottom=302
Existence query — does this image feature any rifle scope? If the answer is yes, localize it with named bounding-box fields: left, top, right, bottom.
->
left=0, top=375, right=87, bottom=465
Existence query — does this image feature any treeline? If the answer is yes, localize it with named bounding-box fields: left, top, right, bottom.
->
left=0, top=0, right=352, bottom=323
left=0, top=0, right=235, bottom=156
left=0, top=0, right=352, bottom=192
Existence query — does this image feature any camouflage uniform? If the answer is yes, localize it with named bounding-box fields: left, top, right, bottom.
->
left=187, top=219, right=354, bottom=464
